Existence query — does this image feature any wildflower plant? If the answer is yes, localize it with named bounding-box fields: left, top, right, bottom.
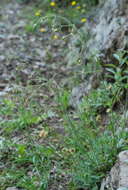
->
left=25, top=0, right=100, bottom=34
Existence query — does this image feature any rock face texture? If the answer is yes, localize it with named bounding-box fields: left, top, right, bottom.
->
left=69, top=0, right=128, bottom=64
left=69, top=73, right=101, bottom=108
left=100, top=151, right=128, bottom=190
left=84, top=0, right=128, bottom=65
left=69, top=0, right=128, bottom=108
left=80, top=0, right=128, bottom=65
left=6, top=187, right=19, bottom=190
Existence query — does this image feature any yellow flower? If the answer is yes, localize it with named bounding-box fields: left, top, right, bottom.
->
left=53, top=34, right=59, bottom=40
left=50, top=1, right=56, bottom=6
left=71, top=1, right=77, bottom=6
left=76, top=6, right=81, bottom=10
left=40, top=28, right=46, bottom=32
left=81, top=18, right=87, bottom=23
left=35, top=10, right=41, bottom=16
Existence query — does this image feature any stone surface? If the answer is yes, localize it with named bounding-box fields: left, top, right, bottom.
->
left=0, top=0, right=70, bottom=99
left=100, top=151, right=128, bottom=190
left=6, top=187, right=19, bottom=190
left=82, top=0, right=128, bottom=65
left=69, top=81, right=91, bottom=108
left=68, top=0, right=128, bottom=66
left=68, top=0, right=128, bottom=108
left=69, top=73, right=101, bottom=108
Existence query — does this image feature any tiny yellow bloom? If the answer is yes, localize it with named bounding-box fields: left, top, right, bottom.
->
left=40, top=28, right=46, bottom=32
left=35, top=10, right=41, bottom=16
left=53, top=34, right=59, bottom=40
left=76, top=6, right=81, bottom=10
left=50, top=1, right=56, bottom=6
left=71, top=1, right=77, bottom=6
left=81, top=18, right=87, bottom=23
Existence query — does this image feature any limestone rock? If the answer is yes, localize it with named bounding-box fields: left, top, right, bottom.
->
left=69, top=82, right=91, bottom=108
left=6, top=187, right=19, bottom=190
left=84, top=0, right=128, bottom=65
left=68, top=0, right=128, bottom=65
left=68, top=0, right=128, bottom=107
left=100, top=151, right=128, bottom=190
left=69, top=74, right=101, bottom=108
left=0, top=55, right=6, bottom=62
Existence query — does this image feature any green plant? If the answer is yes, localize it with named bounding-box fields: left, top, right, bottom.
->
left=24, top=0, right=100, bottom=34
left=0, top=98, right=41, bottom=134
left=106, top=51, right=128, bottom=105
left=0, top=138, right=55, bottom=190
left=57, top=91, right=128, bottom=189
left=55, top=50, right=128, bottom=188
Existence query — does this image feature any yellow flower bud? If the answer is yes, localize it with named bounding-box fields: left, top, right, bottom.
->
left=71, top=1, right=77, bottom=6
left=35, top=10, right=41, bottom=16
left=76, top=6, right=81, bottom=10
left=53, top=34, right=59, bottom=40
left=81, top=18, right=87, bottom=23
left=50, top=1, right=56, bottom=6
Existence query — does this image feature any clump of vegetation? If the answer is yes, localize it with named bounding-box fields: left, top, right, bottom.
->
left=24, top=0, right=99, bottom=34
left=1, top=0, right=128, bottom=189
left=56, top=52, right=128, bottom=188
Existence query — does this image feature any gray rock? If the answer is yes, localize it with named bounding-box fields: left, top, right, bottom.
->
left=68, top=0, right=128, bottom=107
left=6, top=187, right=19, bottom=190
left=8, top=34, right=21, bottom=41
left=100, top=151, right=128, bottom=189
left=69, top=81, right=91, bottom=108
left=84, top=0, right=128, bottom=65
left=69, top=74, right=101, bottom=108
left=14, top=20, right=26, bottom=30
left=0, top=91, right=7, bottom=97
left=0, top=34, right=6, bottom=43
left=0, top=55, right=6, bottom=62
left=68, top=0, right=128, bottom=65
left=0, top=74, right=10, bottom=83
left=122, top=111, right=128, bottom=121
left=0, top=83, right=7, bottom=89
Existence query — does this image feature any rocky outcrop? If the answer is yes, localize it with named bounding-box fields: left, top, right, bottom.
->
left=85, top=0, right=128, bottom=65
left=69, top=0, right=128, bottom=108
left=100, top=151, right=128, bottom=190
left=69, top=73, right=101, bottom=108
left=6, top=188, right=19, bottom=190
left=69, top=0, right=128, bottom=65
